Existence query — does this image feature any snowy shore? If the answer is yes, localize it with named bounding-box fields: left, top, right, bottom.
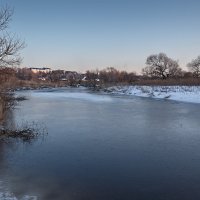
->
left=105, top=86, right=200, bottom=104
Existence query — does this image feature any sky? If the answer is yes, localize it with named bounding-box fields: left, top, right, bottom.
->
left=1, top=0, right=200, bottom=73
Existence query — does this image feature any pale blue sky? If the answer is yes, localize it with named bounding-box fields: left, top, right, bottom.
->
left=1, top=0, right=200, bottom=72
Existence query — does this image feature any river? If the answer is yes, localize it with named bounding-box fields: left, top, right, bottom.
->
left=0, top=87, right=200, bottom=200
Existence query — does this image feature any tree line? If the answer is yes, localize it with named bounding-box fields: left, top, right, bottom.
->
left=142, top=53, right=200, bottom=79
left=85, top=67, right=137, bottom=86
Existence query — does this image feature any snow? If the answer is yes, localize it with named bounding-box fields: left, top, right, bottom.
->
left=0, top=191, right=37, bottom=200
left=105, top=86, right=200, bottom=104
left=0, top=181, right=37, bottom=200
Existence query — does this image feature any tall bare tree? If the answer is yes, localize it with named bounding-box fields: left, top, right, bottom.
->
left=0, top=6, right=25, bottom=67
left=187, top=56, right=200, bottom=78
left=143, top=53, right=181, bottom=79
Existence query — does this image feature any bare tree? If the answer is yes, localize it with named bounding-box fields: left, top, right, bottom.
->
left=0, top=6, right=25, bottom=67
left=143, top=53, right=181, bottom=79
left=142, top=66, right=155, bottom=78
left=168, top=60, right=183, bottom=78
left=187, top=56, right=200, bottom=78
left=85, top=70, right=99, bottom=87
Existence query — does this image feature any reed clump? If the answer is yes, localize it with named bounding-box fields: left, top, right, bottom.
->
left=0, top=121, right=47, bottom=142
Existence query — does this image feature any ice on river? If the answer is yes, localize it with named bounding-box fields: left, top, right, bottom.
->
left=31, top=90, right=112, bottom=102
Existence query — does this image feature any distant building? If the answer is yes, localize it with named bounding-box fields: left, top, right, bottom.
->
left=30, top=67, right=51, bottom=74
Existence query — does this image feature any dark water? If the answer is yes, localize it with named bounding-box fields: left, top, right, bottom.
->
left=1, top=87, right=200, bottom=200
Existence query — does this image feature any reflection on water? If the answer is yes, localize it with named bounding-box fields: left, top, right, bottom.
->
left=0, top=97, right=15, bottom=129
left=0, top=98, right=5, bottom=123
left=0, top=131, right=38, bottom=199
left=0, top=87, right=200, bottom=200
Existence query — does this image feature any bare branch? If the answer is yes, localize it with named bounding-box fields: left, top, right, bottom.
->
left=0, top=34, right=25, bottom=67
left=0, top=6, right=25, bottom=67
left=0, top=6, right=13, bottom=31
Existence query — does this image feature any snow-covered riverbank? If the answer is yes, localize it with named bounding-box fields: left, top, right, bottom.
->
left=105, top=86, right=200, bottom=104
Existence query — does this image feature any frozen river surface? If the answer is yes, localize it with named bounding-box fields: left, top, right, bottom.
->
left=1, top=87, right=200, bottom=200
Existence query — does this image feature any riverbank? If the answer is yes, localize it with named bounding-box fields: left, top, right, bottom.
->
left=1, top=80, right=68, bottom=92
left=104, top=86, right=200, bottom=104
